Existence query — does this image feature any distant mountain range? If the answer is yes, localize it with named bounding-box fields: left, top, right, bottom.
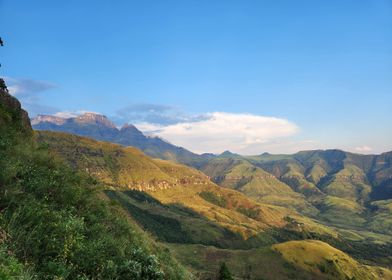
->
left=27, top=112, right=392, bottom=279
left=32, top=113, right=210, bottom=167
left=32, top=113, right=392, bottom=203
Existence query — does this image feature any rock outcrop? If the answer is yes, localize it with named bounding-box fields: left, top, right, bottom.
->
left=0, top=78, right=32, bottom=132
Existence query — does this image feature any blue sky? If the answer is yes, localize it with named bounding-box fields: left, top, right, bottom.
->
left=1, top=0, right=391, bottom=154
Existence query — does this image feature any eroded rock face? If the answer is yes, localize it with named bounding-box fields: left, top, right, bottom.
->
left=0, top=79, right=32, bottom=132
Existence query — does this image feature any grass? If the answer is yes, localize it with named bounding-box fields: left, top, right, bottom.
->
left=166, top=243, right=315, bottom=280
left=273, top=240, right=392, bottom=280
left=0, top=87, right=190, bottom=280
left=317, top=196, right=367, bottom=227
left=200, top=158, right=318, bottom=215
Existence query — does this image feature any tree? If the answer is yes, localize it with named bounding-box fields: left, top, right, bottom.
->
left=0, top=78, right=7, bottom=92
left=0, top=36, right=3, bottom=68
left=218, top=262, right=234, bottom=280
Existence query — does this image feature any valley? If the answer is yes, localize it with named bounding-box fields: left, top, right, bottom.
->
left=33, top=120, right=392, bottom=279
left=1, top=86, right=391, bottom=279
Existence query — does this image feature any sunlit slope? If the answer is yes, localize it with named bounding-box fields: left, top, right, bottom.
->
left=199, top=150, right=392, bottom=250
left=168, top=240, right=392, bottom=280
left=35, top=131, right=336, bottom=245
left=273, top=240, right=392, bottom=280
left=368, top=199, right=392, bottom=235
left=200, top=157, right=317, bottom=215
left=249, top=149, right=391, bottom=203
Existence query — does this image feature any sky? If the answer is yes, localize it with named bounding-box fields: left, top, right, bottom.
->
left=1, top=0, right=391, bottom=155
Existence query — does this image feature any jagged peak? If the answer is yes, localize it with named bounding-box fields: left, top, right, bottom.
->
left=120, top=123, right=138, bottom=130
left=75, top=112, right=116, bottom=128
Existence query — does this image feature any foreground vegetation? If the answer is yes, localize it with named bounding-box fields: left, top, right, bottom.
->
left=0, top=84, right=189, bottom=279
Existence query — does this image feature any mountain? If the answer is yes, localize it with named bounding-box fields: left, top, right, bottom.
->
left=169, top=240, right=392, bottom=280
left=32, top=113, right=210, bottom=167
left=200, top=157, right=318, bottom=216
left=36, top=130, right=333, bottom=247
left=203, top=150, right=392, bottom=234
left=35, top=130, right=392, bottom=279
left=0, top=81, right=189, bottom=279
left=25, top=101, right=392, bottom=278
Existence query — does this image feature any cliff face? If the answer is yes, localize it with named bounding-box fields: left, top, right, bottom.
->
left=0, top=80, right=32, bottom=133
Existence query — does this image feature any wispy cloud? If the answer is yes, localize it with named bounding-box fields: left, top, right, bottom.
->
left=5, top=77, right=56, bottom=98
left=136, top=112, right=301, bottom=154
left=53, top=110, right=102, bottom=119
left=354, top=145, right=373, bottom=153
left=114, top=103, right=207, bottom=126
left=3, top=77, right=58, bottom=116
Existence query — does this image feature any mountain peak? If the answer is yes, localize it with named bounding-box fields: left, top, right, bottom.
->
left=75, top=113, right=116, bottom=128
left=220, top=150, right=237, bottom=157
left=121, top=123, right=138, bottom=130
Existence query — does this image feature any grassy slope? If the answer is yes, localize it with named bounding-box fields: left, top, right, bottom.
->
left=35, top=132, right=346, bottom=239
left=200, top=158, right=317, bottom=215
left=273, top=240, right=392, bottom=280
left=0, top=87, right=189, bottom=279
left=167, top=243, right=317, bottom=280
left=368, top=200, right=392, bottom=235
left=36, top=131, right=315, bottom=240
left=35, top=131, right=392, bottom=278
left=233, top=151, right=391, bottom=234
left=273, top=240, right=392, bottom=279
left=168, top=240, right=392, bottom=280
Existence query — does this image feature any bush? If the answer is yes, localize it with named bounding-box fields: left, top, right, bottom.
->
left=0, top=117, right=189, bottom=279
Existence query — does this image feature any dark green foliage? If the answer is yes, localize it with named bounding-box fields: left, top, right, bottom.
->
left=0, top=243, right=35, bottom=279
left=217, top=262, right=233, bottom=280
left=0, top=78, right=7, bottom=91
left=0, top=147, right=168, bottom=279
left=236, top=206, right=260, bottom=220
left=0, top=88, right=188, bottom=279
left=199, top=191, right=228, bottom=208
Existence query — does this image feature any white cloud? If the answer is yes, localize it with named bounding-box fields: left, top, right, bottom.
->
left=53, top=110, right=101, bottom=119
left=54, top=111, right=79, bottom=118
left=354, top=146, right=373, bottom=153
left=4, top=77, right=56, bottom=98
left=2, top=77, right=58, bottom=117
left=136, top=112, right=300, bottom=154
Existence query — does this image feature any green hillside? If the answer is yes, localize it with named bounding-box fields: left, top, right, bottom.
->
left=273, top=240, right=392, bottom=280
left=34, top=130, right=392, bottom=279
left=0, top=82, right=189, bottom=279
left=168, top=240, right=392, bottom=280
left=203, top=150, right=392, bottom=235
left=200, top=157, right=318, bottom=215
left=36, top=130, right=327, bottom=243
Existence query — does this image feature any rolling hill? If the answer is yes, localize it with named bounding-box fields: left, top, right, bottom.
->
left=199, top=157, right=318, bottom=215
left=36, top=130, right=337, bottom=246
left=200, top=150, right=392, bottom=236
left=35, top=130, right=392, bottom=279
